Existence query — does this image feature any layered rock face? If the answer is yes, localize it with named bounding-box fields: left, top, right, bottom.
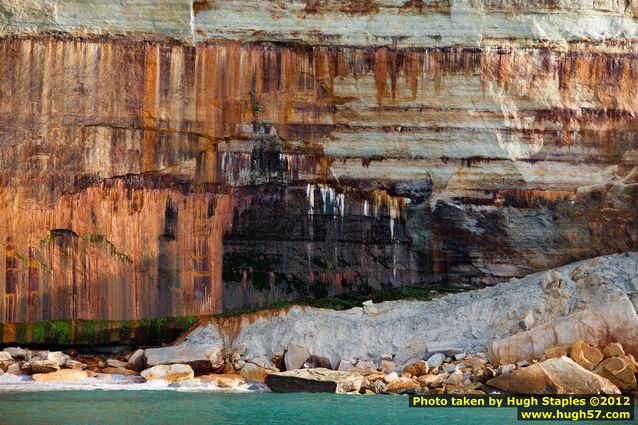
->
left=1, top=1, right=638, bottom=325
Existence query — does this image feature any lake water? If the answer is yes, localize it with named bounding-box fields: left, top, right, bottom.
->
left=1, top=391, right=635, bottom=425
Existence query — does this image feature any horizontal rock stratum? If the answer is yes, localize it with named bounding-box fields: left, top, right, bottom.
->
left=0, top=1, right=637, bottom=327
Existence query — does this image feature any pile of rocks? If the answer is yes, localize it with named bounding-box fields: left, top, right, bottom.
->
left=261, top=340, right=638, bottom=395
left=0, top=344, right=268, bottom=390
left=264, top=348, right=524, bottom=395
left=487, top=341, right=637, bottom=395
left=0, top=347, right=146, bottom=382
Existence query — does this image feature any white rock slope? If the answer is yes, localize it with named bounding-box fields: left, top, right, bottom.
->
left=175, top=252, right=638, bottom=368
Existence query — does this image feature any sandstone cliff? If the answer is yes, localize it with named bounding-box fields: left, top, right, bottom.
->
left=0, top=1, right=637, bottom=327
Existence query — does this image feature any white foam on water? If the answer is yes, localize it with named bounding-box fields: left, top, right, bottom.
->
left=0, top=375, right=265, bottom=394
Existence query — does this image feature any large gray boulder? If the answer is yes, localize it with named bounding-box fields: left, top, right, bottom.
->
left=144, top=344, right=220, bottom=374
left=128, top=349, right=146, bottom=372
left=3, top=347, right=26, bottom=359
left=284, top=345, right=310, bottom=371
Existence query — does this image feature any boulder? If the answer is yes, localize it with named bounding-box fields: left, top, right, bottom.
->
left=443, top=364, right=460, bottom=373
left=417, top=373, right=447, bottom=389
left=544, top=346, right=567, bottom=359
left=593, top=357, right=637, bottom=391
left=366, top=380, right=386, bottom=394
left=569, top=341, right=604, bottom=371
left=284, top=345, right=311, bottom=371
left=106, top=359, right=127, bottom=369
left=402, top=360, right=429, bottom=377
left=102, top=367, right=140, bottom=376
left=620, top=354, right=638, bottom=373
left=64, top=359, right=87, bottom=370
left=365, top=371, right=386, bottom=382
left=248, top=356, right=274, bottom=369
left=444, top=370, right=471, bottom=386
left=80, top=357, right=103, bottom=371
left=144, top=345, right=219, bottom=374
left=141, top=364, right=195, bottom=383
left=128, top=349, right=146, bottom=372
left=603, top=343, right=625, bottom=358
left=265, top=368, right=364, bottom=394
left=47, top=352, right=69, bottom=367
left=25, top=350, right=48, bottom=361
left=239, top=362, right=273, bottom=383
left=487, top=357, right=620, bottom=394
left=3, top=347, right=27, bottom=359
left=22, top=360, right=60, bottom=374
left=199, top=374, right=246, bottom=389
left=353, top=359, right=377, bottom=373
left=6, top=363, right=23, bottom=375
left=454, top=353, right=467, bottom=361
left=302, top=355, right=331, bottom=370
left=488, top=297, right=638, bottom=366
left=426, top=353, right=445, bottom=368
left=384, top=372, right=399, bottom=383
left=0, top=351, right=15, bottom=371
left=32, top=369, right=89, bottom=382
left=380, top=360, right=396, bottom=372
left=385, top=377, right=422, bottom=394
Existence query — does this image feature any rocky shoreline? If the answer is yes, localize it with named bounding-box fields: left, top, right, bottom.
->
left=1, top=339, right=636, bottom=396
left=1, top=253, right=637, bottom=397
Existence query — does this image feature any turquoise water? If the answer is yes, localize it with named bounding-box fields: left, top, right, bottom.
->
left=0, top=391, right=635, bottom=425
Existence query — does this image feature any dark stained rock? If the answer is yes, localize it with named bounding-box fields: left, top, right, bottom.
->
left=266, top=375, right=337, bottom=393
left=302, top=355, right=332, bottom=370
left=265, top=368, right=364, bottom=394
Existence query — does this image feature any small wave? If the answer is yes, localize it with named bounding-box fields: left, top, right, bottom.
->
left=0, top=375, right=267, bottom=394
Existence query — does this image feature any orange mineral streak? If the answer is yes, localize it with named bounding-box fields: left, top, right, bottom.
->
left=142, top=44, right=160, bottom=172
left=0, top=180, right=233, bottom=322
